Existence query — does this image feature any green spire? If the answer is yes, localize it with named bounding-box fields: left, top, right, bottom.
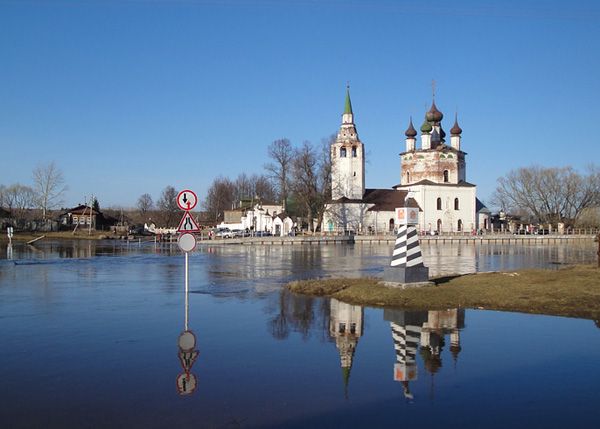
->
left=344, top=86, right=353, bottom=115
left=342, top=366, right=351, bottom=399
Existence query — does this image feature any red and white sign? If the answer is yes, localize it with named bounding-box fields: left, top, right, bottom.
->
left=177, top=189, right=198, bottom=211
left=395, top=207, right=419, bottom=225
left=177, top=213, right=201, bottom=233
left=177, top=232, right=197, bottom=252
left=176, top=372, right=198, bottom=396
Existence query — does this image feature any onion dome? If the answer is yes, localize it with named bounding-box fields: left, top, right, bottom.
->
left=426, top=101, right=443, bottom=123
left=405, top=117, right=417, bottom=138
left=420, top=115, right=432, bottom=133
left=451, top=114, right=462, bottom=136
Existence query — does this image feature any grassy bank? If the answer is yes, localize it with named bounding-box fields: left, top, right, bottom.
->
left=287, top=264, right=600, bottom=320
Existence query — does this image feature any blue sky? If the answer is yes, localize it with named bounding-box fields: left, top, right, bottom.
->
left=1, top=0, right=599, bottom=210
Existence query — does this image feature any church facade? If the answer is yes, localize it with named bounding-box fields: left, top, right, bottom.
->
left=323, top=88, right=489, bottom=234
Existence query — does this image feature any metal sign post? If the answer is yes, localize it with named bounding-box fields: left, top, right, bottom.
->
left=175, top=188, right=200, bottom=396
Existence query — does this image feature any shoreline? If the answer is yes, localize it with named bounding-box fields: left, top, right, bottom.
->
left=287, top=264, right=600, bottom=321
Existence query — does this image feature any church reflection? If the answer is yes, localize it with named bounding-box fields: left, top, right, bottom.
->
left=175, top=275, right=199, bottom=396
left=384, top=308, right=464, bottom=401
left=329, top=299, right=364, bottom=399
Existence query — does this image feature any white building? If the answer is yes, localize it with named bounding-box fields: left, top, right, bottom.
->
left=323, top=88, right=489, bottom=234
left=220, top=203, right=294, bottom=236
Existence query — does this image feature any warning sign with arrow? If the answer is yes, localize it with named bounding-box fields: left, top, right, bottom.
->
left=177, top=212, right=201, bottom=233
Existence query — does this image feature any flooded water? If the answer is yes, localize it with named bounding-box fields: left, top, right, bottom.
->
left=0, top=240, right=598, bottom=428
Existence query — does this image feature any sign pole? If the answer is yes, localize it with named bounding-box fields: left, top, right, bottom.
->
left=185, top=251, right=189, bottom=330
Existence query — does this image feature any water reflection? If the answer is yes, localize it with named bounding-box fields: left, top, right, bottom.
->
left=269, top=288, right=329, bottom=341
left=384, top=308, right=464, bottom=401
left=175, top=272, right=199, bottom=396
left=329, top=299, right=364, bottom=399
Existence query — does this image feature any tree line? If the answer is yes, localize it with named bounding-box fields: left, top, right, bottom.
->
left=492, top=165, right=600, bottom=227
left=0, top=161, right=67, bottom=224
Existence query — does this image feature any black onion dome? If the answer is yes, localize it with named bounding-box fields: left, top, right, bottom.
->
left=451, top=115, right=463, bottom=135
left=427, top=101, right=443, bottom=122
left=439, top=126, right=446, bottom=141
left=405, top=117, right=417, bottom=138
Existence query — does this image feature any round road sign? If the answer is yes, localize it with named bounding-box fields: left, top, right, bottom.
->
left=176, top=372, right=198, bottom=396
left=178, top=330, right=197, bottom=351
left=176, top=189, right=198, bottom=211
left=178, top=233, right=197, bottom=253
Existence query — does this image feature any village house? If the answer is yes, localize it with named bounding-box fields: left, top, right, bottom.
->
left=58, top=205, right=117, bottom=231
left=219, top=201, right=295, bottom=236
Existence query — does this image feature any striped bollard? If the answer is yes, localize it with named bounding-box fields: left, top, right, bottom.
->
left=384, top=207, right=430, bottom=285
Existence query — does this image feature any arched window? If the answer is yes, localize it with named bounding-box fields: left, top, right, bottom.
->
left=352, top=146, right=357, bottom=157
left=443, top=170, right=449, bottom=183
left=406, top=171, right=410, bottom=183
left=454, top=198, right=459, bottom=210
left=458, top=219, right=463, bottom=231
left=436, top=197, right=442, bottom=210
left=340, top=147, right=347, bottom=157
left=437, top=219, right=442, bottom=232
left=389, top=218, right=395, bottom=231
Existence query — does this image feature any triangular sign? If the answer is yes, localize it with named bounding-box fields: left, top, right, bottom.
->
left=178, top=350, right=200, bottom=372
left=177, top=212, right=201, bottom=233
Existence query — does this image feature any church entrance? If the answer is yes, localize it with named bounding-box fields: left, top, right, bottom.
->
left=437, top=219, right=442, bottom=233
left=389, top=219, right=394, bottom=232
left=458, top=219, right=463, bottom=232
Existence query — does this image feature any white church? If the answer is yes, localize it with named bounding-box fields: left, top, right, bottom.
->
left=322, top=87, right=490, bottom=234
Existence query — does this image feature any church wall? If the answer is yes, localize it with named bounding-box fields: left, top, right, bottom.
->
left=410, top=184, right=477, bottom=233
left=323, top=203, right=397, bottom=234
left=401, top=151, right=464, bottom=185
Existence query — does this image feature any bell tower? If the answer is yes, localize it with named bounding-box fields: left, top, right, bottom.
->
left=331, top=86, right=365, bottom=200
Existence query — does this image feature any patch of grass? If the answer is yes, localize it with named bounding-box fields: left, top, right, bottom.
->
left=287, top=265, right=600, bottom=320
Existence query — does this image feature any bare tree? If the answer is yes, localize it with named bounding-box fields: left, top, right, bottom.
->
left=232, top=173, right=277, bottom=205
left=204, top=177, right=235, bottom=222
left=4, top=184, right=36, bottom=225
left=157, top=186, right=179, bottom=227
left=265, top=138, right=293, bottom=209
left=253, top=174, right=277, bottom=203
left=0, top=184, right=6, bottom=209
left=233, top=173, right=253, bottom=204
left=288, top=138, right=333, bottom=232
left=32, top=161, right=67, bottom=220
left=492, top=165, right=600, bottom=225
left=137, top=193, right=154, bottom=216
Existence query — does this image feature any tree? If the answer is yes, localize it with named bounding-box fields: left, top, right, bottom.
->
left=492, top=165, right=600, bottom=225
left=137, top=193, right=154, bottom=216
left=253, top=174, right=277, bottom=203
left=4, top=184, right=35, bottom=225
left=265, top=138, right=293, bottom=209
left=32, top=161, right=67, bottom=220
left=290, top=140, right=331, bottom=232
left=232, top=173, right=277, bottom=205
left=204, top=177, right=235, bottom=222
left=157, top=186, right=179, bottom=227
left=92, top=197, right=100, bottom=213
left=0, top=184, right=6, bottom=208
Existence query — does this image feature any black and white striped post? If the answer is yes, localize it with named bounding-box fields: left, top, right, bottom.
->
left=384, top=201, right=430, bottom=286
